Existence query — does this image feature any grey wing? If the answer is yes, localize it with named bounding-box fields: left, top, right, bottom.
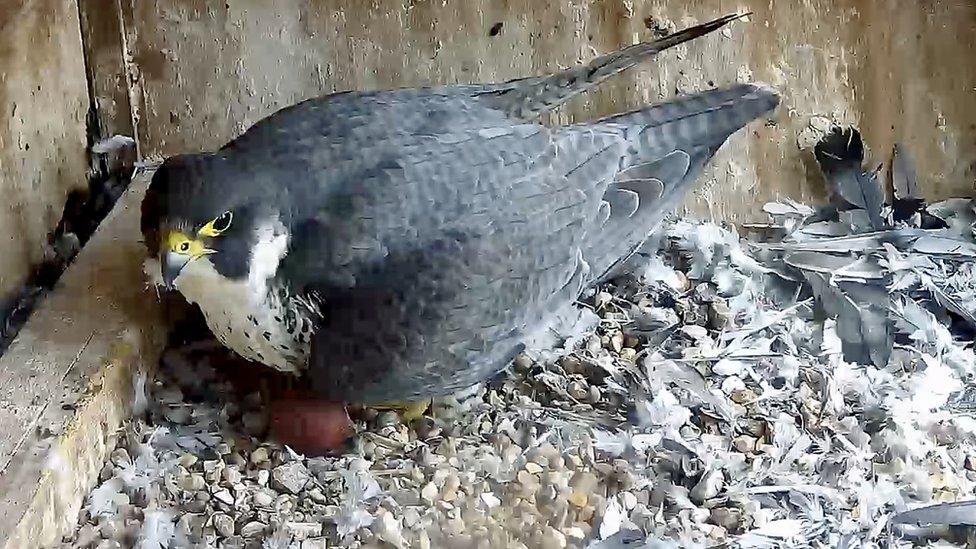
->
left=251, top=85, right=776, bottom=403
left=270, top=114, right=626, bottom=402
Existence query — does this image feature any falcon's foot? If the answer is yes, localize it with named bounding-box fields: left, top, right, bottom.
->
left=362, top=399, right=432, bottom=423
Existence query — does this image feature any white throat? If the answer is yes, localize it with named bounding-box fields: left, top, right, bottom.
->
left=144, top=219, right=311, bottom=372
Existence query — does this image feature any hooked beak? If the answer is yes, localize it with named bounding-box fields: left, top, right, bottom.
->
left=160, top=230, right=215, bottom=289
left=162, top=251, right=191, bottom=289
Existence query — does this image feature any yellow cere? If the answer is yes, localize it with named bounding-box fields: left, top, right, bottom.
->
left=165, top=230, right=213, bottom=258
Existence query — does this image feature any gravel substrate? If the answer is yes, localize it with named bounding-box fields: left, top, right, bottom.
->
left=62, top=209, right=976, bottom=548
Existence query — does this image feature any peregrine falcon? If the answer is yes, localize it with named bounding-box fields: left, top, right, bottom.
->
left=141, top=13, right=778, bottom=429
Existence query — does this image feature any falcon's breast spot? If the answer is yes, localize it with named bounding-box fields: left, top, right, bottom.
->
left=169, top=254, right=311, bottom=374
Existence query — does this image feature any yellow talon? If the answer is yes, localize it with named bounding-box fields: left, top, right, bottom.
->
left=369, top=399, right=432, bottom=422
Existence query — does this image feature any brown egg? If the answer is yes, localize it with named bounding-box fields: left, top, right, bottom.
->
left=269, top=398, right=354, bottom=455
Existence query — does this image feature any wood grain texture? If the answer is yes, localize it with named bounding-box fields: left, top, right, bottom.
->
left=78, top=0, right=136, bottom=141
left=0, top=172, right=165, bottom=548
left=0, top=0, right=91, bottom=297
left=113, top=0, right=976, bottom=222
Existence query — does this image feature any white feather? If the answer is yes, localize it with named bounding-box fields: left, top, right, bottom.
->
left=136, top=510, right=176, bottom=549
left=168, top=219, right=309, bottom=372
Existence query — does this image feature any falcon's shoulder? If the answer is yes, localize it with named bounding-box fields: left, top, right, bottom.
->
left=240, top=90, right=628, bottom=401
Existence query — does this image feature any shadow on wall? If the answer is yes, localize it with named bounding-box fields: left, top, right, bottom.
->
left=0, top=130, right=137, bottom=356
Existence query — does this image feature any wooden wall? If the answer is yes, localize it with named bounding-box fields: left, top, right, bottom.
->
left=1, top=0, right=976, bottom=297
left=100, top=0, right=976, bottom=222
left=0, top=0, right=90, bottom=297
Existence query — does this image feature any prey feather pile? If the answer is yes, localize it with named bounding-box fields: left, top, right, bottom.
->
left=65, top=127, right=976, bottom=548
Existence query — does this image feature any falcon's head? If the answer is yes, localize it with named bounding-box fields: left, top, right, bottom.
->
left=141, top=154, right=279, bottom=288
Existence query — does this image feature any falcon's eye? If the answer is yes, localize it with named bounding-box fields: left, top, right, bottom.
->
left=199, top=211, right=233, bottom=237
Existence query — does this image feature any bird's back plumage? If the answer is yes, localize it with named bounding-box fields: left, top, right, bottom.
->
left=142, top=14, right=780, bottom=403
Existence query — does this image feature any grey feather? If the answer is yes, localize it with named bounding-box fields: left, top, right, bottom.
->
left=481, top=13, right=749, bottom=120
left=785, top=252, right=885, bottom=281
left=926, top=280, right=976, bottom=331
left=804, top=272, right=892, bottom=368
left=891, top=500, right=976, bottom=526
left=814, top=127, right=886, bottom=230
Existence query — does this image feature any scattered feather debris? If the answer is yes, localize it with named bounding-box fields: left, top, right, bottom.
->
left=66, top=127, right=976, bottom=548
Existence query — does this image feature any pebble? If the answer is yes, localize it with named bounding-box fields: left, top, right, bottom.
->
left=109, top=448, right=131, bottom=467
left=620, top=491, right=638, bottom=511
left=609, top=332, right=624, bottom=353
left=223, top=466, right=243, bottom=485
left=213, top=489, right=234, bottom=506
left=283, top=521, right=323, bottom=540
left=568, top=490, right=588, bottom=508
left=275, top=493, right=297, bottom=515
left=98, top=463, right=114, bottom=483
left=307, top=487, right=328, bottom=504
left=178, top=513, right=206, bottom=542
left=710, top=507, right=742, bottom=531
left=76, top=524, right=99, bottom=547
left=524, top=462, right=544, bottom=475
left=480, top=492, right=501, bottom=509
left=186, top=495, right=208, bottom=513
left=306, top=457, right=332, bottom=479
left=272, top=462, right=311, bottom=494
left=690, top=470, right=724, bottom=504
left=111, top=492, right=130, bottom=508
left=376, top=411, right=400, bottom=428
left=730, top=388, right=757, bottom=404
left=567, top=381, right=588, bottom=401
left=204, top=459, right=224, bottom=482
left=252, top=488, right=275, bottom=507
left=569, top=471, right=597, bottom=494
left=372, top=509, right=407, bottom=548
left=513, top=354, right=533, bottom=371
left=732, top=435, right=757, bottom=453
left=256, top=469, right=270, bottom=486
left=178, top=453, right=199, bottom=469
left=585, top=336, right=602, bottom=354
left=540, top=526, right=567, bottom=549
left=249, top=447, right=270, bottom=465
left=743, top=418, right=766, bottom=437
left=441, top=474, right=461, bottom=502
left=560, top=356, right=585, bottom=375
left=181, top=473, right=206, bottom=492
left=240, top=521, right=268, bottom=538
left=212, top=512, right=235, bottom=537
left=220, top=535, right=245, bottom=549
left=421, top=482, right=438, bottom=503
left=708, top=300, right=733, bottom=330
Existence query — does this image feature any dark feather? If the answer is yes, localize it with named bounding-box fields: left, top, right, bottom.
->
left=481, top=13, right=750, bottom=120
left=814, top=126, right=886, bottom=230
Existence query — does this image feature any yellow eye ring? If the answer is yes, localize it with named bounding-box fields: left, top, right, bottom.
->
left=199, top=211, right=233, bottom=237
